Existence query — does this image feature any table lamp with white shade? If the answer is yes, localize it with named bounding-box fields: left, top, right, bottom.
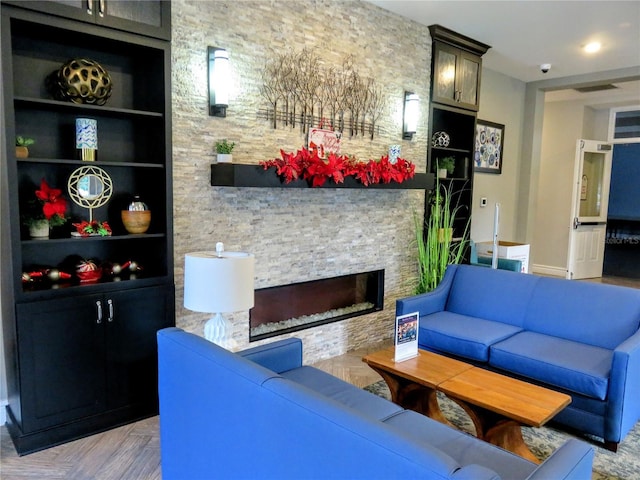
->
left=184, top=243, right=254, bottom=349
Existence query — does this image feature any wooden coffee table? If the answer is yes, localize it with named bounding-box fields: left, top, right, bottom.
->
left=362, top=348, right=472, bottom=425
left=362, top=347, right=571, bottom=463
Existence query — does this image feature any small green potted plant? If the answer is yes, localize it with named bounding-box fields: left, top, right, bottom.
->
left=215, top=139, right=236, bottom=163
left=435, top=156, right=455, bottom=178
left=16, top=136, right=35, bottom=158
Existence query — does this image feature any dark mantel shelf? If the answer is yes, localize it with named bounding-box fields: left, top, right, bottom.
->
left=211, top=164, right=435, bottom=190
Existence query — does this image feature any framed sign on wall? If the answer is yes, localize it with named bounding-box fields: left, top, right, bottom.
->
left=474, top=119, right=504, bottom=174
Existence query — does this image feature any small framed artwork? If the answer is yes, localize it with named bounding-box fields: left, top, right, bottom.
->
left=308, top=128, right=342, bottom=158
left=474, top=119, right=504, bottom=174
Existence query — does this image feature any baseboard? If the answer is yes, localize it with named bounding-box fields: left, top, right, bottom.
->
left=531, top=264, right=566, bottom=277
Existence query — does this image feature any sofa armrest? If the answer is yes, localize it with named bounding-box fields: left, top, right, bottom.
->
left=525, top=439, right=594, bottom=480
left=238, top=337, right=303, bottom=373
left=396, top=264, right=457, bottom=317
left=607, top=328, right=640, bottom=441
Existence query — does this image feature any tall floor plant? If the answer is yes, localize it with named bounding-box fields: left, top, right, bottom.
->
left=415, top=179, right=470, bottom=294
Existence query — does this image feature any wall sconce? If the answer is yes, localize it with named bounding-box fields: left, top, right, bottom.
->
left=402, top=92, right=419, bottom=140
left=208, top=46, right=230, bottom=117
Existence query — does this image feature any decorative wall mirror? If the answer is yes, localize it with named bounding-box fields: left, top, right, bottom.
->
left=68, top=165, right=113, bottom=222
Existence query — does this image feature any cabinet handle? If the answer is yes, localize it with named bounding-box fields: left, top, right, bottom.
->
left=107, top=299, right=114, bottom=322
left=98, top=0, right=105, bottom=17
left=96, top=300, right=103, bottom=324
left=86, top=0, right=92, bottom=15
left=455, top=90, right=461, bottom=102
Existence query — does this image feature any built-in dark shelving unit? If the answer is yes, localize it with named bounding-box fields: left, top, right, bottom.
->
left=427, top=25, right=490, bottom=245
left=1, top=1, right=174, bottom=455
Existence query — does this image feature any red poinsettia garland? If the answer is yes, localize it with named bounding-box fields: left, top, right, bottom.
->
left=260, top=148, right=415, bottom=187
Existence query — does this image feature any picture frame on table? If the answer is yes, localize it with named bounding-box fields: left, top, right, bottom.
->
left=394, top=311, right=419, bottom=362
left=474, top=119, right=504, bottom=174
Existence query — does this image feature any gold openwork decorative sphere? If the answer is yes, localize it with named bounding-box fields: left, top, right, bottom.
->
left=47, top=58, right=113, bottom=106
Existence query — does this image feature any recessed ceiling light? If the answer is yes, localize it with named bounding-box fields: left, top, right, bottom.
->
left=584, top=42, right=601, bottom=54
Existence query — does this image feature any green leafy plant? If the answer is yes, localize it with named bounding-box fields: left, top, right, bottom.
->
left=215, top=139, right=236, bottom=154
left=414, top=179, right=470, bottom=294
left=435, top=156, right=455, bottom=175
left=16, top=136, right=35, bottom=147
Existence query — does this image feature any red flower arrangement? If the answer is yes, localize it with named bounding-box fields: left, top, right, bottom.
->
left=260, top=148, right=416, bottom=188
left=72, top=220, right=112, bottom=237
left=22, top=178, right=68, bottom=228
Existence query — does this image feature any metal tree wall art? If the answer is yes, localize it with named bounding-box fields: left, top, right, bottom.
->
left=259, top=48, right=386, bottom=139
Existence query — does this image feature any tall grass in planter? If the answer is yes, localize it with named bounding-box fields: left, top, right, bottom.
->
left=415, top=180, right=470, bottom=294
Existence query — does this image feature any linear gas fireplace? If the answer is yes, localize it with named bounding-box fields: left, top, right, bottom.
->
left=250, top=270, right=384, bottom=342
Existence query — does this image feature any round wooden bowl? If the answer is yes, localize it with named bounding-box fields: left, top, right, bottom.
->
left=121, top=210, right=151, bottom=234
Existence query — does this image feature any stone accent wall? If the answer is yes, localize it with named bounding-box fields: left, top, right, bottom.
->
left=172, top=0, right=432, bottom=363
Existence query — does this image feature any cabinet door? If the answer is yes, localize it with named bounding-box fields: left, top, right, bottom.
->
left=3, top=0, right=170, bottom=40
left=1, top=1, right=93, bottom=23
left=16, top=295, right=106, bottom=433
left=98, top=0, right=170, bottom=40
left=105, top=285, right=174, bottom=410
left=432, top=42, right=482, bottom=111
left=456, top=51, right=482, bottom=110
left=432, top=43, right=459, bottom=106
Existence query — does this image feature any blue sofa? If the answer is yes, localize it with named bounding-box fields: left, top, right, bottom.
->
left=157, top=327, right=593, bottom=479
left=396, top=264, right=640, bottom=451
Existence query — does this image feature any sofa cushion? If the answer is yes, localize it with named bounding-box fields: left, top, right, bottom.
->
left=281, top=366, right=403, bottom=421
left=420, top=311, right=523, bottom=362
left=446, top=265, right=539, bottom=327
left=384, top=410, right=536, bottom=479
left=524, top=277, right=640, bottom=349
left=490, top=331, right=613, bottom=400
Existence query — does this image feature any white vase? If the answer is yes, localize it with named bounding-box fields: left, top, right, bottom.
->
left=29, top=219, right=50, bottom=239
left=437, top=168, right=448, bottom=179
left=217, top=153, right=233, bottom=163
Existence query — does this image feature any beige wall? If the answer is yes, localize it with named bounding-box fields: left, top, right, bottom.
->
left=532, top=97, right=629, bottom=275
left=517, top=68, right=639, bottom=275
left=171, top=0, right=432, bottom=362
left=533, top=100, right=585, bottom=273
left=472, top=68, right=526, bottom=245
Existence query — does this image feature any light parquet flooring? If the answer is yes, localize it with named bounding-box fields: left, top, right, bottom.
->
left=0, top=416, right=161, bottom=480
left=1, top=275, right=637, bottom=479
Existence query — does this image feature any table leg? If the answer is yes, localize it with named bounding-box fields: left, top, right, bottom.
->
left=485, top=420, right=540, bottom=464
left=369, top=367, right=453, bottom=427
left=445, top=395, right=540, bottom=464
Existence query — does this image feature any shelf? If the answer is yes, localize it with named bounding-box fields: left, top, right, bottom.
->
left=17, top=158, right=165, bottom=168
left=432, top=146, right=472, bottom=154
left=211, top=164, right=435, bottom=190
left=21, top=276, right=170, bottom=299
left=15, top=97, right=164, bottom=118
left=436, top=177, right=470, bottom=182
left=21, top=233, right=166, bottom=246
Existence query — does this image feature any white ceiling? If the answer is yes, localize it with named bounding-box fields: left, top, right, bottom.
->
left=365, top=0, right=640, bottom=83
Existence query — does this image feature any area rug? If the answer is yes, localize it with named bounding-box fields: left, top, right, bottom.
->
left=364, top=380, right=640, bottom=480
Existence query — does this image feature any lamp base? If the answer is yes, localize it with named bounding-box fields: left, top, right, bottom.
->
left=204, top=312, right=236, bottom=350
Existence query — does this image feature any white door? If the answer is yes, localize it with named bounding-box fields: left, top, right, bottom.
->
left=566, top=140, right=613, bottom=279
